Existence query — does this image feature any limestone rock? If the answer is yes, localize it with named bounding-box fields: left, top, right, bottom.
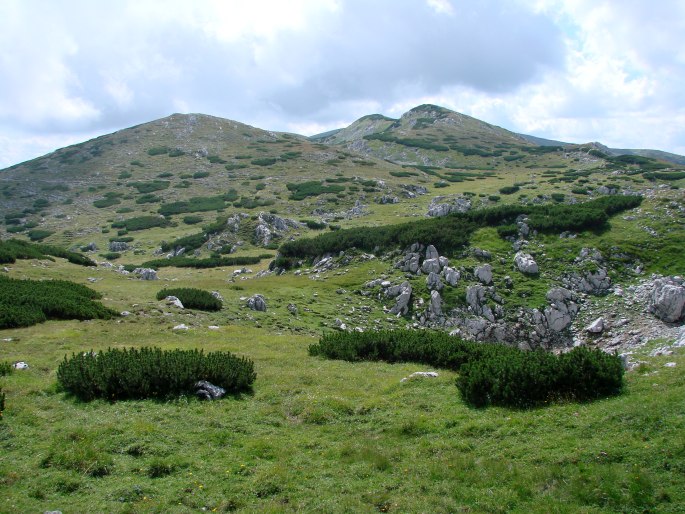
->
left=514, top=252, right=538, bottom=275
left=165, top=296, right=184, bottom=309
left=443, top=267, right=460, bottom=287
left=585, top=317, right=605, bottom=333
left=389, top=283, right=412, bottom=316
left=426, top=272, right=443, bottom=291
left=132, top=268, right=158, bottom=280
left=400, top=371, right=438, bottom=382
left=649, top=278, right=685, bottom=322
left=475, top=264, right=493, bottom=285
left=195, top=380, right=226, bottom=400
left=247, top=294, right=267, bottom=312
left=109, top=241, right=129, bottom=252
left=422, top=258, right=441, bottom=275
left=425, top=245, right=439, bottom=260
left=429, top=290, right=442, bottom=317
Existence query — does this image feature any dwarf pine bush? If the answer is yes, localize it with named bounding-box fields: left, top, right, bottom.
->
left=310, top=331, right=624, bottom=409
left=57, top=347, right=256, bottom=401
left=156, top=287, right=222, bottom=311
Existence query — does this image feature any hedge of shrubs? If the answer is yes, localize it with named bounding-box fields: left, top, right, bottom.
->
left=158, top=195, right=226, bottom=215
left=0, top=240, right=95, bottom=267
left=309, top=330, right=624, bottom=408
left=286, top=181, right=346, bottom=200
left=142, top=255, right=262, bottom=269
left=277, top=195, right=642, bottom=265
left=0, top=277, right=118, bottom=329
left=155, top=288, right=222, bottom=311
left=111, top=216, right=170, bottom=232
left=57, top=347, right=255, bottom=401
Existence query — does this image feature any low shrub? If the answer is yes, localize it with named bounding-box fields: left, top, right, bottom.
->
left=0, top=361, right=13, bottom=376
left=142, top=255, right=262, bottom=270
left=93, top=197, right=121, bottom=208
left=147, top=146, right=170, bottom=156
left=251, top=157, right=277, bottom=166
left=499, top=185, right=520, bottom=195
left=111, top=216, right=170, bottom=232
left=127, top=180, right=170, bottom=194
left=155, top=288, right=222, bottom=311
left=57, top=347, right=255, bottom=401
left=158, top=196, right=226, bottom=216
left=0, top=240, right=95, bottom=266
left=310, top=331, right=624, bottom=408
left=183, top=215, right=203, bottom=225
left=27, top=229, right=54, bottom=241
left=0, top=277, right=118, bottom=329
left=286, top=181, right=346, bottom=200
left=0, top=386, right=5, bottom=419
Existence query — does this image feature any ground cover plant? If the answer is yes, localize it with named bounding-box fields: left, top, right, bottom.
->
left=310, top=330, right=624, bottom=408
left=0, top=276, right=118, bottom=328
left=155, top=287, right=222, bottom=311
left=57, top=347, right=255, bottom=401
left=0, top=239, right=95, bottom=266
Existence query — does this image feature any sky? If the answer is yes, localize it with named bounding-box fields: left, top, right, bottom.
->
left=1, top=0, right=684, bottom=168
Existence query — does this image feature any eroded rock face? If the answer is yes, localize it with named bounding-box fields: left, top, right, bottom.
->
left=543, top=287, right=578, bottom=333
left=426, top=272, right=443, bottom=291
left=514, top=252, right=538, bottom=275
left=427, top=196, right=471, bottom=217
left=650, top=278, right=685, bottom=322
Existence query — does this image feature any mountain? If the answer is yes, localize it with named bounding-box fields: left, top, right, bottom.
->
left=1, top=104, right=684, bottom=512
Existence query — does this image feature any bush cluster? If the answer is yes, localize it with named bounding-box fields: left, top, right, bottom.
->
left=0, top=277, right=118, bottom=329
left=57, top=347, right=255, bottom=401
left=155, top=288, right=222, bottom=311
left=127, top=180, right=170, bottom=194
left=286, top=181, right=346, bottom=200
left=112, top=216, right=170, bottom=232
left=278, top=195, right=642, bottom=264
left=142, top=255, right=262, bottom=269
left=158, top=196, right=226, bottom=216
left=310, top=331, right=624, bottom=408
left=0, top=239, right=95, bottom=267
left=364, top=133, right=449, bottom=152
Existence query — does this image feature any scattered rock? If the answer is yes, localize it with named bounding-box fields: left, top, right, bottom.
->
left=389, top=283, right=412, bottom=316
left=195, top=380, right=226, bottom=400
left=514, top=252, right=539, bottom=275
left=426, top=272, right=443, bottom=291
left=429, top=290, right=442, bottom=318
left=400, top=371, right=439, bottom=383
left=376, top=195, right=399, bottom=204
left=172, top=324, right=189, bottom=331
left=165, top=296, right=184, bottom=309
left=287, top=303, right=298, bottom=315
left=443, top=267, right=460, bottom=287
left=473, top=248, right=492, bottom=261
left=585, top=317, right=605, bottom=333
left=427, top=196, right=471, bottom=217
left=664, top=362, right=677, bottom=368
left=109, top=241, right=129, bottom=252
left=13, top=361, right=29, bottom=370
left=247, top=294, right=267, bottom=312
left=649, top=277, right=685, bottom=323
left=474, top=264, right=493, bottom=285
left=132, top=268, right=158, bottom=280
left=120, top=311, right=131, bottom=317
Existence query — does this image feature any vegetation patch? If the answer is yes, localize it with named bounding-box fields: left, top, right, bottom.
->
left=287, top=181, right=346, bottom=200
left=156, top=287, right=222, bottom=311
left=0, top=277, right=117, bottom=329
left=128, top=180, right=170, bottom=194
left=142, top=255, right=263, bottom=269
left=111, top=216, right=170, bottom=232
left=158, top=196, right=226, bottom=216
left=310, top=331, right=623, bottom=408
left=57, top=347, right=255, bottom=401
left=27, top=229, right=54, bottom=241
left=251, top=158, right=277, bottom=166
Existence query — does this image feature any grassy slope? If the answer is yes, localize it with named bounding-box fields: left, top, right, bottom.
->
left=1, top=107, right=685, bottom=512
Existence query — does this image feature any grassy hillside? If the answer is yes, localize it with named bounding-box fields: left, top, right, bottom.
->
left=0, top=105, right=684, bottom=511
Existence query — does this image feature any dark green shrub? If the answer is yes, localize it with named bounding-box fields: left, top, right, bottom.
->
left=304, top=220, right=326, bottom=230
left=93, top=197, right=121, bottom=208
left=488, top=195, right=501, bottom=202
left=207, top=155, right=226, bottom=164
left=147, top=146, right=170, bottom=156
left=551, top=193, right=565, bottom=202
left=499, top=185, right=520, bottom=195
left=0, top=277, right=118, bottom=329
left=155, top=288, right=222, bottom=311
left=251, top=158, right=277, bottom=166
left=101, top=252, right=121, bottom=260
left=183, top=215, right=203, bottom=225
left=572, top=187, right=589, bottom=195
left=143, top=255, right=261, bottom=269
left=0, top=361, right=13, bottom=376
left=136, top=193, right=161, bottom=204
left=0, top=240, right=95, bottom=266
left=127, top=181, right=170, bottom=194
left=168, top=149, right=185, bottom=157
left=287, top=181, right=345, bottom=200
left=111, top=216, right=169, bottom=232
left=57, top=347, right=255, bottom=401
left=225, top=164, right=248, bottom=171
left=193, top=171, right=210, bottom=179
left=310, top=330, right=624, bottom=409
left=160, top=232, right=207, bottom=253
left=0, top=386, right=5, bottom=419
left=27, top=229, right=54, bottom=241
left=157, top=196, right=225, bottom=216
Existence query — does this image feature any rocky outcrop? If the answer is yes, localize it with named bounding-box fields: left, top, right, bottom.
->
left=109, top=241, right=129, bottom=252
left=443, top=267, right=460, bottom=287
left=564, top=268, right=611, bottom=294
left=195, top=381, right=226, bottom=400
left=376, top=195, right=399, bottom=204
left=649, top=277, right=685, bottom=322
left=389, top=283, right=412, bottom=315
left=401, top=185, right=428, bottom=198
left=543, top=287, right=578, bottom=333
left=254, top=212, right=301, bottom=246
left=421, top=258, right=441, bottom=274
left=474, top=264, right=493, bottom=285
left=426, top=272, right=443, bottom=291
left=427, top=196, right=471, bottom=217
left=425, top=245, right=439, bottom=260
left=429, top=290, right=442, bottom=318
left=132, top=268, right=158, bottom=280
left=514, top=252, right=538, bottom=274
left=247, top=294, right=267, bottom=312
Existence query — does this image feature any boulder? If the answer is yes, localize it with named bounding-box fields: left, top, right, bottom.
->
left=421, top=258, right=441, bottom=274
left=377, top=195, right=399, bottom=204
left=195, top=380, right=226, bottom=400
left=426, top=272, right=443, bottom=291
left=427, top=196, right=471, bottom=217
left=172, top=324, right=189, bottom=331
left=400, top=371, right=438, bottom=382
left=247, top=294, right=267, bottom=312
left=429, top=290, right=442, bottom=317
left=389, top=283, right=412, bottom=316
left=475, top=264, right=493, bottom=285
left=109, top=241, right=129, bottom=252
left=132, top=268, right=158, bottom=280
left=165, top=296, right=184, bottom=309
left=473, top=248, right=492, bottom=261
left=287, top=303, right=298, bottom=315
left=425, top=245, right=439, bottom=260
left=649, top=278, right=685, bottom=322
left=514, top=252, right=538, bottom=274
left=443, top=267, right=460, bottom=287
left=585, top=317, right=605, bottom=333
left=83, top=242, right=98, bottom=252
